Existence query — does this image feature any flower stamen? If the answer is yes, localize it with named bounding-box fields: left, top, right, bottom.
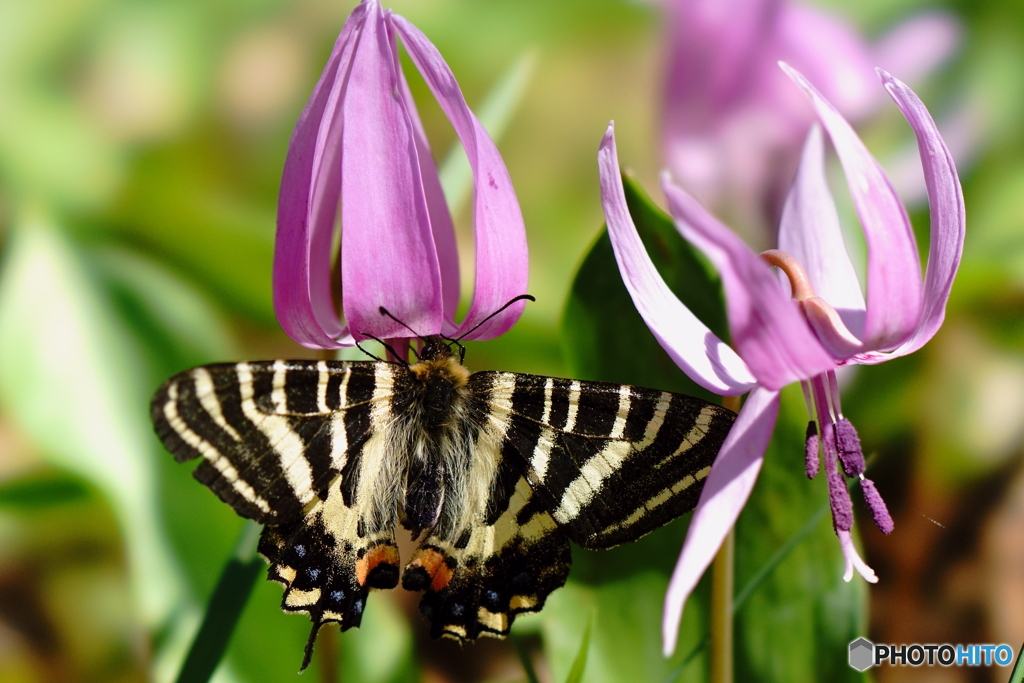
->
left=804, top=421, right=820, bottom=479
left=800, top=381, right=820, bottom=479
left=763, top=250, right=894, bottom=543
left=859, top=477, right=894, bottom=534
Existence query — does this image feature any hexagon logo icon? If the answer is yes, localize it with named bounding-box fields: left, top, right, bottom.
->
left=849, top=638, right=874, bottom=671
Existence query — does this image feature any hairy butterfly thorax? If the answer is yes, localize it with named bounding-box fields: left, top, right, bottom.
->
left=151, top=327, right=737, bottom=670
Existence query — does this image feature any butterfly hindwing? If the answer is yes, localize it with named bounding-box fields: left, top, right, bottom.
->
left=402, top=452, right=571, bottom=641
left=258, top=475, right=402, bottom=669
left=470, top=372, right=736, bottom=549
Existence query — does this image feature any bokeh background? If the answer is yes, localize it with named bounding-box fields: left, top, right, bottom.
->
left=0, top=0, right=1022, bottom=681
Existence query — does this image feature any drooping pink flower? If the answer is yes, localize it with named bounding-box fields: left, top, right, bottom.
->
left=661, top=0, right=959, bottom=246
left=600, top=64, right=964, bottom=654
left=274, top=0, right=528, bottom=348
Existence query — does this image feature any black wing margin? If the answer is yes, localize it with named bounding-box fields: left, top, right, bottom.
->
left=470, top=372, right=736, bottom=549
left=150, top=359, right=385, bottom=525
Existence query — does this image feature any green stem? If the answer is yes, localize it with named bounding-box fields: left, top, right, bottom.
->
left=174, top=521, right=263, bottom=683
left=710, top=529, right=734, bottom=683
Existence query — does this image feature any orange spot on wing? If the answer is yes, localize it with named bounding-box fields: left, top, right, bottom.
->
left=431, top=561, right=454, bottom=592
left=406, top=547, right=455, bottom=591
left=355, top=544, right=400, bottom=586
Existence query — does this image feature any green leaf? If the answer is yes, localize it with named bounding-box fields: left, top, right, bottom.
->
left=175, top=523, right=263, bottom=683
left=514, top=636, right=543, bottom=683
left=90, top=245, right=236, bottom=374
left=115, top=142, right=277, bottom=325
left=1009, top=642, right=1024, bottom=683
left=561, top=173, right=726, bottom=402
left=564, top=615, right=593, bottom=683
left=542, top=574, right=708, bottom=683
left=0, top=207, right=185, bottom=627
left=0, top=469, right=92, bottom=510
left=338, top=590, right=415, bottom=683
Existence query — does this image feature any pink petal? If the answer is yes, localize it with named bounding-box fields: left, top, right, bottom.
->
left=662, top=175, right=835, bottom=391
left=393, top=15, right=529, bottom=340
left=661, top=0, right=877, bottom=212
left=599, top=125, right=755, bottom=395
left=274, top=3, right=367, bottom=348
left=661, top=0, right=786, bottom=207
left=772, top=3, right=878, bottom=121
left=398, top=67, right=460, bottom=328
left=340, top=5, right=444, bottom=341
left=781, top=63, right=923, bottom=353
left=778, top=125, right=865, bottom=342
left=662, top=386, right=779, bottom=656
left=800, top=297, right=863, bottom=359
left=853, top=70, right=965, bottom=365
left=663, top=0, right=775, bottom=124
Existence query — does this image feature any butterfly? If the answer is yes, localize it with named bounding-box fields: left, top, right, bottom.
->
left=151, top=324, right=736, bottom=669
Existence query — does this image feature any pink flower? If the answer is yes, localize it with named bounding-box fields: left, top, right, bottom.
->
left=274, top=0, right=528, bottom=348
left=662, top=0, right=959, bottom=245
left=600, top=65, right=964, bottom=654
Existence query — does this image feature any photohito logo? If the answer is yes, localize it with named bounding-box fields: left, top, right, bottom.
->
left=848, top=638, right=1014, bottom=671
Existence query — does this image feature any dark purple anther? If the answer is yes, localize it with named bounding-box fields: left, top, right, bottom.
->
left=805, top=421, right=820, bottom=479
left=823, top=422, right=853, bottom=532
left=835, top=418, right=865, bottom=477
left=859, top=478, right=894, bottom=534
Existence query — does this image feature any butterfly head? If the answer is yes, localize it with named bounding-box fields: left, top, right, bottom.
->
left=418, top=336, right=457, bottom=363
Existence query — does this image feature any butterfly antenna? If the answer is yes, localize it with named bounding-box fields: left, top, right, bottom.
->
left=453, top=294, right=535, bottom=342
left=355, top=334, right=408, bottom=365
left=378, top=307, right=429, bottom=342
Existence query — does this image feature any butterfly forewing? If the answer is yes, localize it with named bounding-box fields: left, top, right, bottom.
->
left=469, top=371, right=736, bottom=549
left=150, top=360, right=389, bottom=524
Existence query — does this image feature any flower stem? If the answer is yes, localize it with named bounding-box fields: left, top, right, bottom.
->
left=711, top=394, right=741, bottom=683
left=710, top=527, right=734, bottom=683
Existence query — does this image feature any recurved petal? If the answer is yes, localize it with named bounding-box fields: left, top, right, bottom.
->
left=274, top=2, right=367, bottom=348
left=662, top=175, right=835, bottom=390
left=599, top=125, right=755, bottom=395
left=800, top=297, right=863, bottom=359
left=339, top=5, right=444, bottom=341
left=662, top=386, right=779, bottom=656
left=778, top=125, right=866, bottom=342
left=852, top=70, right=964, bottom=364
left=781, top=63, right=922, bottom=353
left=393, top=15, right=529, bottom=340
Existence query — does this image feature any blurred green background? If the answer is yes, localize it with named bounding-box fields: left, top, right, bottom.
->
left=0, top=0, right=1022, bottom=681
